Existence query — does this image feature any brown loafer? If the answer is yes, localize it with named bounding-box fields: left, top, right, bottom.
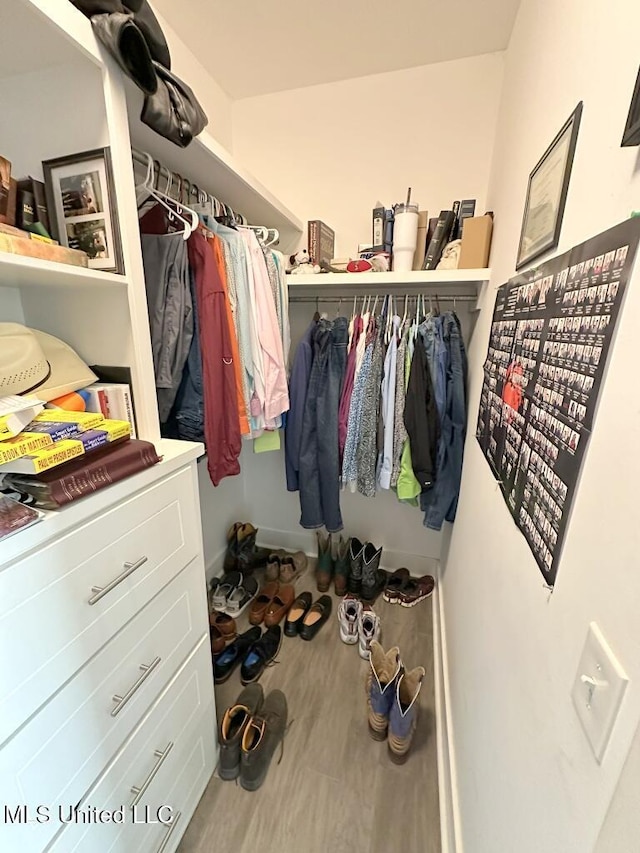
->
left=210, top=624, right=229, bottom=656
left=209, top=610, right=237, bottom=640
left=398, top=575, right=435, bottom=607
left=264, top=583, right=296, bottom=627
left=249, top=581, right=279, bottom=625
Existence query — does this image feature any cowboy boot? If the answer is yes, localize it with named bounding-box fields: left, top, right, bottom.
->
left=236, top=523, right=270, bottom=576
left=388, top=665, right=426, bottom=763
left=347, top=537, right=365, bottom=595
left=223, top=521, right=243, bottom=573
left=315, top=531, right=333, bottom=592
left=361, top=542, right=386, bottom=603
left=366, top=641, right=402, bottom=741
left=333, top=535, right=351, bottom=596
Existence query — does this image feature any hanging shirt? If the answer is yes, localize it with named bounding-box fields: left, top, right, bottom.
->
left=204, top=217, right=255, bottom=432
left=285, top=320, right=316, bottom=491
left=240, top=230, right=289, bottom=427
left=207, top=234, right=250, bottom=437
left=404, top=339, right=440, bottom=491
left=187, top=231, right=241, bottom=486
left=378, top=315, right=400, bottom=490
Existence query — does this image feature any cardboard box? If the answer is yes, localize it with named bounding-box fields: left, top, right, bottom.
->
left=0, top=179, right=17, bottom=226
left=458, top=214, right=493, bottom=269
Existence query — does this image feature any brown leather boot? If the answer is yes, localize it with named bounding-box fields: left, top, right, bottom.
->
left=315, top=531, right=333, bottom=592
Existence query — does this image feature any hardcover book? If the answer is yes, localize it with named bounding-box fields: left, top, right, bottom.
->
left=0, top=495, right=43, bottom=542
left=308, top=220, right=335, bottom=266
left=4, top=439, right=161, bottom=509
left=423, top=210, right=456, bottom=270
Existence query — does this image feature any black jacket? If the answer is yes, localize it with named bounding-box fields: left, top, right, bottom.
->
left=404, top=343, right=440, bottom=491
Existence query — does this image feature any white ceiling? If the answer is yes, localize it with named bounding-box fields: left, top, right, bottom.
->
left=152, top=0, right=521, bottom=99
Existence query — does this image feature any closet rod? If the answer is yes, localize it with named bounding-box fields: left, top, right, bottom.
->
left=131, top=146, right=247, bottom=224
left=288, top=295, right=478, bottom=303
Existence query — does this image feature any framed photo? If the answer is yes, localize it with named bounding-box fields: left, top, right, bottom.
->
left=516, top=102, right=583, bottom=270
left=43, top=147, right=124, bottom=274
left=621, top=65, right=640, bottom=147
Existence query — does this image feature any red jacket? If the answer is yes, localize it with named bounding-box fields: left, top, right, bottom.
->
left=187, top=232, right=241, bottom=485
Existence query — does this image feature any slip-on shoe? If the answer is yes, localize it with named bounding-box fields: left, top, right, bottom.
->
left=299, top=595, right=332, bottom=641
left=284, top=591, right=313, bottom=637
left=264, top=583, right=295, bottom=627
left=249, top=581, right=279, bottom=626
left=240, top=626, right=282, bottom=684
left=214, top=626, right=261, bottom=684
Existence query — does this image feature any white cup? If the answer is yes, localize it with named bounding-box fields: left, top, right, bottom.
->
left=392, top=204, right=419, bottom=272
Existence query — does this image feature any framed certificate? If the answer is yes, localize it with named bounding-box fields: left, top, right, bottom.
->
left=516, top=102, right=583, bottom=270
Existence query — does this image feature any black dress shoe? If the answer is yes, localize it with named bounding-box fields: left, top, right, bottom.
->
left=214, top=626, right=261, bottom=684
left=299, top=595, right=332, bottom=641
left=240, top=626, right=282, bottom=684
left=284, top=591, right=313, bottom=637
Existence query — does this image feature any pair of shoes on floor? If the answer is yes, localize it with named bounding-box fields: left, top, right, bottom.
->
left=249, top=581, right=296, bottom=626
left=218, top=683, right=289, bottom=791
left=284, top=592, right=332, bottom=640
left=366, top=641, right=425, bottom=764
left=338, top=597, right=381, bottom=659
left=265, top=549, right=308, bottom=584
left=209, top=571, right=259, bottom=616
left=384, top=569, right=436, bottom=607
left=224, top=522, right=271, bottom=576
left=210, top=611, right=237, bottom=655
left=316, top=533, right=387, bottom=602
left=214, top=625, right=282, bottom=685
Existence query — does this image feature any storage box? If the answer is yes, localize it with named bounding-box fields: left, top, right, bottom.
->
left=0, top=179, right=17, bottom=226
left=458, top=214, right=493, bottom=269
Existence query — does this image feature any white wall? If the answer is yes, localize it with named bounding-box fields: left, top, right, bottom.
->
left=233, top=54, right=504, bottom=256
left=227, top=54, right=503, bottom=569
left=443, top=1, right=640, bottom=851
left=595, top=717, right=640, bottom=852
left=150, top=6, right=234, bottom=151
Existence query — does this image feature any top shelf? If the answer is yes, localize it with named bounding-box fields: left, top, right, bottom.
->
left=287, top=268, right=491, bottom=291
left=127, top=86, right=304, bottom=254
left=1, top=1, right=102, bottom=81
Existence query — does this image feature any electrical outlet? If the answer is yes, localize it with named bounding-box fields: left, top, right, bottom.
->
left=571, top=622, right=629, bottom=763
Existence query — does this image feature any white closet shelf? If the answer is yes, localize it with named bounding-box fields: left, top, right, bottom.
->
left=0, top=253, right=129, bottom=289
left=1, top=0, right=103, bottom=80
left=127, top=87, right=304, bottom=253
left=287, top=268, right=491, bottom=289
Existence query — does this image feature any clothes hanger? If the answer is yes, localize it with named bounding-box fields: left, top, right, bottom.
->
left=136, top=152, right=192, bottom=240
left=335, top=296, right=343, bottom=318
left=402, top=293, right=409, bottom=328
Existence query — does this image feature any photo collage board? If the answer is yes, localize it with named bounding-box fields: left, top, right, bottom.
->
left=476, top=218, right=640, bottom=585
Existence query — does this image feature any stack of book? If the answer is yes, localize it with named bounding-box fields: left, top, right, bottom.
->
left=0, top=407, right=159, bottom=510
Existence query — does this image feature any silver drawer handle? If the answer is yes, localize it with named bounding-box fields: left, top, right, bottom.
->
left=131, top=741, right=174, bottom=807
left=157, top=810, right=181, bottom=853
left=88, top=556, right=148, bottom=605
left=111, top=656, right=161, bottom=717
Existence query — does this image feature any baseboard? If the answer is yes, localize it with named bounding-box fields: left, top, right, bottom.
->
left=204, top=546, right=226, bottom=584
left=433, top=562, right=463, bottom=853
left=255, top=526, right=439, bottom=577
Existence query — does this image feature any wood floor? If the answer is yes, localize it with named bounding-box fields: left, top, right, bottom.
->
left=178, top=566, right=440, bottom=853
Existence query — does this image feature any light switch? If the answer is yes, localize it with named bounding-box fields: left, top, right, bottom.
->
left=571, top=622, right=629, bottom=763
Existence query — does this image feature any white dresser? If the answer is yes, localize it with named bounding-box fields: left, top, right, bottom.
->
left=0, top=439, right=217, bottom=853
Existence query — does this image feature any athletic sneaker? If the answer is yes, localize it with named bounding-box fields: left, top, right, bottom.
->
left=358, top=608, right=381, bottom=660
left=338, top=596, right=362, bottom=644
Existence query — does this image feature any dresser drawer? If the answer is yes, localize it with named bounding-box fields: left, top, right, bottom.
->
left=0, top=556, right=209, bottom=853
left=47, top=637, right=216, bottom=853
left=0, top=465, right=200, bottom=745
